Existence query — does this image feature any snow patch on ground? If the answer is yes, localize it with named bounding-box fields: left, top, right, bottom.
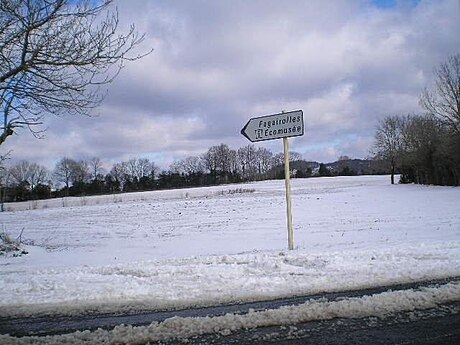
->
left=0, top=175, right=459, bottom=326
left=1, top=243, right=459, bottom=318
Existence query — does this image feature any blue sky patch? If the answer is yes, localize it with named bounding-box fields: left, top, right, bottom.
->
left=372, top=0, right=421, bottom=9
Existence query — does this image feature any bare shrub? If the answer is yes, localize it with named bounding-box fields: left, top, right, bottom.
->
left=0, top=227, right=28, bottom=257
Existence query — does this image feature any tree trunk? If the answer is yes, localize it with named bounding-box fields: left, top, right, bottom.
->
left=391, top=159, right=395, bottom=185
left=0, top=126, right=14, bottom=146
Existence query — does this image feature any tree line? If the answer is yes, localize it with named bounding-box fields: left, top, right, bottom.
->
left=0, top=143, right=392, bottom=204
left=373, top=53, right=460, bottom=186
left=0, top=144, right=307, bottom=203
left=373, top=114, right=459, bottom=186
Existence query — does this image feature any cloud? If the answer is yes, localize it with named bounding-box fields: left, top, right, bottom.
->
left=3, top=0, right=460, bottom=170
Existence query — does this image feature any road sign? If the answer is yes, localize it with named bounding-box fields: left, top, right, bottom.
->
left=241, top=109, right=304, bottom=250
left=241, top=110, right=304, bottom=142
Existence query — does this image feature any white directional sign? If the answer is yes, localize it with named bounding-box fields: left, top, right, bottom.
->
left=241, top=109, right=305, bottom=250
left=241, top=110, right=304, bottom=142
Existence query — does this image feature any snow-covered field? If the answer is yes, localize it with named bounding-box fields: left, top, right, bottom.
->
left=0, top=175, right=459, bottom=343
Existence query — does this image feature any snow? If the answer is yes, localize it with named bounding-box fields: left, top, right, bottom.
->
left=1, top=282, right=459, bottom=344
left=0, top=175, right=459, bottom=342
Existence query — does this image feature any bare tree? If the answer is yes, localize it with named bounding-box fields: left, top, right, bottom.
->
left=137, top=158, right=152, bottom=179
left=125, top=158, right=154, bottom=180
left=171, top=156, right=204, bottom=175
left=255, top=147, right=274, bottom=177
left=273, top=152, right=285, bottom=168
left=202, top=146, right=218, bottom=175
left=71, top=160, right=90, bottom=184
left=109, top=162, right=128, bottom=190
left=237, top=145, right=257, bottom=180
left=214, top=144, right=233, bottom=175
left=10, top=160, right=48, bottom=190
left=0, top=0, right=151, bottom=146
left=149, top=161, right=158, bottom=181
left=372, top=115, right=407, bottom=184
left=273, top=151, right=302, bottom=165
left=202, top=144, right=236, bottom=182
left=0, top=160, right=11, bottom=211
left=169, top=160, right=181, bottom=175
left=401, top=115, right=452, bottom=185
left=228, top=148, right=238, bottom=175
left=420, top=53, right=460, bottom=133
left=126, top=159, right=140, bottom=180
left=30, top=163, right=49, bottom=188
left=53, top=157, right=75, bottom=191
left=183, top=156, right=205, bottom=175
left=88, top=157, right=105, bottom=181
left=9, top=161, right=30, bottom=185
left=374, top=113, right=459, bottom=186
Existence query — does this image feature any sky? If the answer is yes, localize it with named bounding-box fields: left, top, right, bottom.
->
left=2, top=0, right=460, bottom=170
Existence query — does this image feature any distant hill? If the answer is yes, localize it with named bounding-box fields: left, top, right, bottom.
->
left=325, top=159, right=374, bottom=175
left=269, top=159, right=390, bottom=178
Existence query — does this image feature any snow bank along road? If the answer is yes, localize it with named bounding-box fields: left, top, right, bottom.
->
left=0, top=277, right=458, bottom=337
left=1, top=278, right=459, bottom=344
left=0, top=175, right=459, bottom=343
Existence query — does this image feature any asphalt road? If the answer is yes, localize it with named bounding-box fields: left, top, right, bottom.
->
left=1, top=277, right=459, bottom=344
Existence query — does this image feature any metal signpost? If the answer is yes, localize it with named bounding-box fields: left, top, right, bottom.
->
left=241, top=110, right=304, bottom=250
